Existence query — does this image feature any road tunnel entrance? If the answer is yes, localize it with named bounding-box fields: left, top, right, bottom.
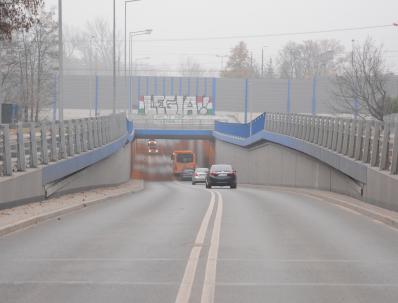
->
left=131, top=139, right=215, bottom=181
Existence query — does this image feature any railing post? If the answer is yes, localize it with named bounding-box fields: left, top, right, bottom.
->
left=41, top=122, right=49, bottom=165
left=370, top=122, right=381, bottom=167
left=362, top=120, right=372, bottom=163
left=59, top=121, right=67, bottom=159
left=336, top=118, right=344, bottom=154
left=74, top=120, right=82, bottom=154
left=314, top=117, right=320, bottom=144
left=342, top=119, right=350, bottom=155
left=348, top=119, right=356, bottom=158
left=17, top=123, right=26, bottom=171
left=29, top=123, right=38, bottom=168
left=354, top=120, right=364, bottom=161
left=327, top=118, right=333, bottom=149
left=50, top=122, right=58, bottom=162
left=98, top=117, right=103, bottom=146
left=87, top=118, right=94, bottom=150
left=67, top=120, right=75, bottom=157
left=379, top=122, right=390, bottom=171
left=391, top=123, right=398, bottom=174
left=101, top=117, right=107, bottom=144
left=1, top=125, right=12, bottom=176
left=82, top=119, right=88, bottom=152
left=94, top=118, right=99, bottom=148
left=332, top=118, right=339, bottom=151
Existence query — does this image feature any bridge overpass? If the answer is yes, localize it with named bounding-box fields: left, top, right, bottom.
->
left=1, top=111, right=398, bottom=302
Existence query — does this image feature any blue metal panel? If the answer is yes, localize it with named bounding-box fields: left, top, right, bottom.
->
left=212, top=78, right=217, bottom=115
left=188, top=78, right=191, bottom=95
left=179, top=77, right=183, bottom=95
left=204, top=78, right=208, bottom=96
left=196, top=77, right=199, bottom=96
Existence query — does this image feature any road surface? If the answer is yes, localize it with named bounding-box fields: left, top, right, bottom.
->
left=0, top=182, right=397, bottom=302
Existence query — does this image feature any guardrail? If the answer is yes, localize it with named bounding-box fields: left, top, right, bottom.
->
left=265, top=113, right=398, bottom=175
left=0, top=113, right=126, bottom=177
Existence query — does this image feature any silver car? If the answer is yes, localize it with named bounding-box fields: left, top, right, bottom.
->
left=192, top=168, right=209, bottom=185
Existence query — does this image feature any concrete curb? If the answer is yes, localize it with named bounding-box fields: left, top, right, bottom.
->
left=241, top=184, right=398, bottom=230
left=0, top=181, right=145, bottom=237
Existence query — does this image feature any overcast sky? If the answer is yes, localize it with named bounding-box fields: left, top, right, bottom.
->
left=46, top=0, right=398, bottom=74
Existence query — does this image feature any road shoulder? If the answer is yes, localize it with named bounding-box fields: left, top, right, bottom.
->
left=0, top=180, right=144, bottom=237
left=241, top=184, right=398, bottom=230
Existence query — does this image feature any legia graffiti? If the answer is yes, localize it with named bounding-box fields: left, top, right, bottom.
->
left=138, top=96, right=213, bottom=115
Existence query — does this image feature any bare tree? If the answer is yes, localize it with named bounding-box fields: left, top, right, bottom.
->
left=221, top=41, right=259, bottom=78
left=277, top=39, right=345, bottom=79
left=334, top=38, right=392, bottom=121
left=1, top=8, right=58, bottom=121
left=179, top=57, right=205, bottom=77
left=0, top=0, right=43, bottom=40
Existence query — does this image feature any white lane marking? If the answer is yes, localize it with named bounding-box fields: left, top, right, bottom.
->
left=201, top=191, right=223, bottom=303
left=175, top=191, right=216, bottom=303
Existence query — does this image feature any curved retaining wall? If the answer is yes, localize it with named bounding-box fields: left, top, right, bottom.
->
left=215, top=139, right=362, bottom=198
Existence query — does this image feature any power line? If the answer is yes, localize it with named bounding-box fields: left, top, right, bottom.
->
left=133, top=24, right=394, bottom=43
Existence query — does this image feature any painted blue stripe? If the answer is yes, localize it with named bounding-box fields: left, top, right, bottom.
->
left=135, top=129, right=213, bottom=139
left=204, top=78, right=208, bottom=96
left=196, top=77, right=199, bottom=96
left=188, top=78, right=191, bottom=95
left=179, top=77, right=183, bottom=95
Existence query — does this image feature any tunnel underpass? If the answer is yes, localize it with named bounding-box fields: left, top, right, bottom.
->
left=131, top=139, right=215, bottom=181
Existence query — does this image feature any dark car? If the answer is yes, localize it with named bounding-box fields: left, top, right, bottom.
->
left=206, top=164, right=237, bottom=189
left=180, top=169, right=195, bottom=181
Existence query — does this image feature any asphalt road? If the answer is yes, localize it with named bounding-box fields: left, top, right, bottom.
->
left=0, top=182, right=398, bottom=303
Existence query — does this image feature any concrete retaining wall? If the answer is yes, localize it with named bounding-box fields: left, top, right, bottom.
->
left=215, top=139, right=362, bottom=198
left=0, top=143, right=132, bottom=209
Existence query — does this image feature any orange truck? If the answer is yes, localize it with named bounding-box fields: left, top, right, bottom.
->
left=171, top=150, right=196, bottom=177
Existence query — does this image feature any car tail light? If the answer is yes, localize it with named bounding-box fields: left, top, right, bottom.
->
left=227, top=172, right=236, bottom=176
left=210, top=172, right=217, bottom=176
left=195, top=173, right=199, bottom=176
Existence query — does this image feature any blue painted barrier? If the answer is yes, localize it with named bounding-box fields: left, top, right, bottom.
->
left=215, top=113, right=266, bottom=138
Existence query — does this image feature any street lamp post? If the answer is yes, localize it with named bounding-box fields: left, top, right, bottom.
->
left=128, top=29, right=152, bottom=77
left=58, top=0, right=63, bottom=121
left=124, top=0, right=141, bottom=79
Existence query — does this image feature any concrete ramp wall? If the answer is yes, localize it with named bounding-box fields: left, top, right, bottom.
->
left=215, top=139, right=362, bottom=198
left=0, top=143, right=132, bottom=209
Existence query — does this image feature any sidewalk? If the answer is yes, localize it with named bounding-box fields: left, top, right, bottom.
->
left=0, top=180, right=144, bottom=237
left=242, top=184, right=398, bottom=230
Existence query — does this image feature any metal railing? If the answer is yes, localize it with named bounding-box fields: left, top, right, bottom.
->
left=0, top=113, right=126, bottom=177
left=265, top=113, right=398, bottom=175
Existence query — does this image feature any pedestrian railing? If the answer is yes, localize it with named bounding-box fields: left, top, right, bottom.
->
left=265, top=113, right=398, bottom=175
left=0, top=113, right=126, bottom=177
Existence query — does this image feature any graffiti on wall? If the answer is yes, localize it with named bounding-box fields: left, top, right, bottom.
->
left=138, top=96, right=213, bottom=115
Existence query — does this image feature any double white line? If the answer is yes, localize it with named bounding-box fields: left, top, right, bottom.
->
left=175, top=190, right=224, bottom=303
